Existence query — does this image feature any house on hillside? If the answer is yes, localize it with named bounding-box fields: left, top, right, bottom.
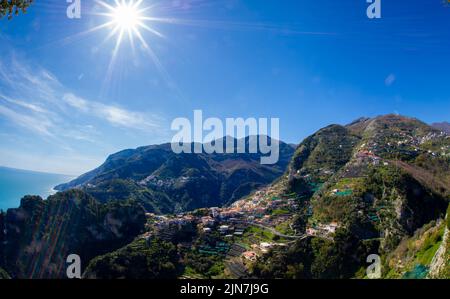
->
left=242, top=251, right=258, bottom=262
left=306, top=222, right=340, bottom=238
left=259, top=242, right=274, bottom=253
left=219, top=225, right=230, bottom=233
left=201, top=216, right=215, bottom=227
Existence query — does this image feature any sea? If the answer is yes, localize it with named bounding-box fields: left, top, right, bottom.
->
left=0, top=166, right=74, bottom=211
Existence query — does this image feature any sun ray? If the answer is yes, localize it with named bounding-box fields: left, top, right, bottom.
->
left=101, top=24, right=123, bottom=47
left=101, top=26, right=125, bottom=96
left=93, top=0, right=170, bottom=78
left=94, top=0, right=116, bottom=12
left=132, top=26, right=185, bottom=99
left=138, top=22, right=165, bottom=38
left=139, top=16, right=336, bottom=36
left=96, top=0, right=164, bottom=43
left=92, top=0, right=170, bottom=95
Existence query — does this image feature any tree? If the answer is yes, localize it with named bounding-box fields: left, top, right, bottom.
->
left=0, top=0, right=33, bottom=20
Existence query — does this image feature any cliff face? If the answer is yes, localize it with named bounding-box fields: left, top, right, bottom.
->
left=82, top=238, right=181, bottom=279
left=382, top=216, right=447, bottom=279
left=0, top=190, right=146, bottom=278
left=0, top=211, right=4, bottom=267
left=0, top=267, right=10, bottom=279
left=428, top=226, right=449, bottom=278
left=427, top=204, right=450, bottom=278
left=0, top=213, right=6, bottom=279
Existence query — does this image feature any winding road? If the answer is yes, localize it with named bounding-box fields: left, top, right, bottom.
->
left=249, top=222, right=308, bottom=240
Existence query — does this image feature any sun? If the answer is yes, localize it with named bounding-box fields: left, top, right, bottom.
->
left=111, top=2, right=141, bottom=30
left=95, top=0, right=163, bottom=51
left=91, top=0, right=169, bottom=88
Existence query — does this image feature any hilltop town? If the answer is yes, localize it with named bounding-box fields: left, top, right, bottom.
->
left=141, top=181, right=341, bottom=278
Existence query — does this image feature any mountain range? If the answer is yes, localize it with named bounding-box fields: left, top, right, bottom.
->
left=0, top=114, right=448, bottom=279
left=55, top=136, right=296, bottom=214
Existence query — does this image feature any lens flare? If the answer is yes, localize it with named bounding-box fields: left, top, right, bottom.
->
left=112, top=4, right=140, bottom=30
left=95, top=0, right=164, bottom=51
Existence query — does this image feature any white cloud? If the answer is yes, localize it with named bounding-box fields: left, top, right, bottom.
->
left=63, top=93, right=89, bottom=111
left=0, top=58, right=62, bottom=106
left=0, top=55, right=167, bottom=174
left=63, top=93, right=162, bottom=130
left=0, top=57, right=164, bottom=138
left=385, top=73, right=396, bottom=86
left=0, top=94, right=48, bottom=113
left=0, top=104, right=54, bottom=137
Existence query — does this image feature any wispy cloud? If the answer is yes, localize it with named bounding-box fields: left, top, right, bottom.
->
left=0, top=58, right=62, bottom=106
left=0, top=104, right=54, bottom=136
left=63, top=93, right=161, bottom=130
left=0, top=55, right=166, bottom=174
left=385, top=73, right=396, bottom=87
left=0, top=56, right=164, bottom=139
left=0, top=94, right=48, bottom=114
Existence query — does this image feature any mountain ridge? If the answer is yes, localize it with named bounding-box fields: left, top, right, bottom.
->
left=55, top=136, right=296, bottom=213
left=1, top=114, right=448, bottom=279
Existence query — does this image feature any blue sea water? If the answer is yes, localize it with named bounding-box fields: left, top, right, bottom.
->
left=0, top=167, right=74, bottom=211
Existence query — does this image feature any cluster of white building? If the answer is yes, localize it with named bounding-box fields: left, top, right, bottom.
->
left=306, top=222, right=340, bottom=238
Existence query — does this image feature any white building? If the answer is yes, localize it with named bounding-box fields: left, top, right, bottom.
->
left=219, top=225, right=229, bottom=233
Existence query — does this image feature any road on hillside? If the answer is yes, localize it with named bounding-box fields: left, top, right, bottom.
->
left=249, top=222, right=308, bottom=239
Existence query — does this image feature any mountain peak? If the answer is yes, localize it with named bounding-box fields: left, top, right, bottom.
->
left=55, top=136, right=295, bottom=213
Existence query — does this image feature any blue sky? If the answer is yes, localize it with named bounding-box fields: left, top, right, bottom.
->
left=0, top=0, right=449, bottom=175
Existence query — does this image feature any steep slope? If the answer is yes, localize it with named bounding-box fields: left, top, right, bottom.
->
left=0, top=190, right=146, bottom=278
left=383, top=208, right=449, bottom=279
left=56, top=137, right=295, bottom=213
left=251, top=114, right=450, bottom=279
left=299, top=116, right=449, bottom=245
left=0, top=267, right=10, bottom=279
left=288, top=124, right=361, bottom=193
left=82, top=238, right=181, bottom=279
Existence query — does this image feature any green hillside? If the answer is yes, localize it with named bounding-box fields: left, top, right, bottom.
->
left=2, top=115, right=448, bottom=279
left=252, top=115, right=449, bottom=279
